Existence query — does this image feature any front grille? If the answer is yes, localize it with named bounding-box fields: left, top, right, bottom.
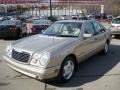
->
left=12, top=49, right=30, bottom=63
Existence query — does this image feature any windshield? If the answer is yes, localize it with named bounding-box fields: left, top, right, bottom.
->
left=43, top=22, right=82, bottom=37
left=0, top=20, right=17, bottom=25
left=112, top=18, right=120, bottom=24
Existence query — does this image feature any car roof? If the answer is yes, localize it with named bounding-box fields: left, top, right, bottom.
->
left=56, top=20, right=93, bottom=23
left=34, top=20, right=51, bottom=23
left=4, top=20, right=20, bottom=22
left=34, top=20, right=50, bottom=21
left=33, top=20, right=51, bottom=25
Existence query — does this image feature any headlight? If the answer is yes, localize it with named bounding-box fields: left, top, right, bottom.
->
left=39, top=52, right=50, bottom=66
left=6, top=44, right=12, bottom=57
left=30, top=52, right=50, bottom=67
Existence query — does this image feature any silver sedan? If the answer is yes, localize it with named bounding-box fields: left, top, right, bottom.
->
left=3, top=20, right=111, bottom=83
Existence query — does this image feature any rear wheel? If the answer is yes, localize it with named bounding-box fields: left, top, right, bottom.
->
left=102, top=42, right=109, bottom=55
left=17, top=30, right=22, bottom=39
left=57, top=57, right=75, bottom=83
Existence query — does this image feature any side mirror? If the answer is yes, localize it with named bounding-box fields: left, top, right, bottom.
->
left=83, top=34, right=93, bottom=39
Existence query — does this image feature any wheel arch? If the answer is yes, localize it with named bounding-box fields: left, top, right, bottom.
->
left=63, top=54, right=78, bottom=71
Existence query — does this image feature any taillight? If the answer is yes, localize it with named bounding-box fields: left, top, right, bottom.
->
left=31, top=27, right=36, bottom=32
left=9, top=26, right=17, bottom=30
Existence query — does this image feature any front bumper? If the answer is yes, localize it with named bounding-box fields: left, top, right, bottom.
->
left=3, top=55, right=60, bottom=80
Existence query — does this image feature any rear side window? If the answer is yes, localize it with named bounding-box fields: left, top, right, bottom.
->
left=93, top=22, right=105, bottom=34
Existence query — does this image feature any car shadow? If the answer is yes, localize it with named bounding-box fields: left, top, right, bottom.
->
left=45, top=44, right=120, bottom=88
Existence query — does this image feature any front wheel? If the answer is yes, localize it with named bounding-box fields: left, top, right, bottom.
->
left=57, top=57, right=75, bottom=83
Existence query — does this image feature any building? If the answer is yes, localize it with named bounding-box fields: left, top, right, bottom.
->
left=0, top=0, right=103, bottom=4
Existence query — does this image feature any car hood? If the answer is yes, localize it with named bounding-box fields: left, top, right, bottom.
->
left=12, top=34, right=75, bottom=54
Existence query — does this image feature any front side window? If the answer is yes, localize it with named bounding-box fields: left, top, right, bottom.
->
left=83, top=22, right=95, bottom=35
left=43, top=22, right=82, bottom=37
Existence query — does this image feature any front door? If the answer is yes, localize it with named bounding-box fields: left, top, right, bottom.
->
left=76, top=21, right=98, bottom=62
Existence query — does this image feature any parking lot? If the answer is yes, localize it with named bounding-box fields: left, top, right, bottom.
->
left=0, top=23, right=120, bottom=90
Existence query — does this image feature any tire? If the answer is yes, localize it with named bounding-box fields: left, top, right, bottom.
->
left=17, top=30, right=23, bottom=39
left=57, top=57, right=75, bottom=83
left=102, top=42, right=109, bottom=55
